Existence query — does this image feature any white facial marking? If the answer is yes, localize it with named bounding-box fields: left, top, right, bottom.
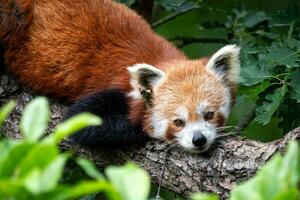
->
left=197, top=102, right=208, bottom=116
left=151, top=112, right=168, bottom=140
left=176, top=120, right=216, bottom=153
left=174, top=106, right=188, bottom=121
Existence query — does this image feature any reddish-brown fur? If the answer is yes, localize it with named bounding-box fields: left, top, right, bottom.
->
left=1, top=0, right=188, bottom=123
left=2, top=0, right=186, bottom=97
left=1, top=0, right=237, bottom=141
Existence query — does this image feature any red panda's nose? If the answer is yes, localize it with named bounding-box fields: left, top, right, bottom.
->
left=192, top=132, right=207, bottom=147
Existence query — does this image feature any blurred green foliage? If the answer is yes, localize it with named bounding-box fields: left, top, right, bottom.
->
left=2, top=0, right=300, bottom=200
left=191, top=142, right=300, bottom=200
left=0, top=99, right=150, bottom=200
left=0, top=97, right=299, bottom=200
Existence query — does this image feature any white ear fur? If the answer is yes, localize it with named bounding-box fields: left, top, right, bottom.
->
left=127, top=63, right=165, bottom=99
left=206, top=45, right=240, bottom=83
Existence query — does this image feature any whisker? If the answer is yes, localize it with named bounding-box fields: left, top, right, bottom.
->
left=169, top=143, right=180, bottom=150
left=216, top=125, right=238, bottom=131
left=167, top=144, right=177, bottom=151
left=164, top=139, right=178, bottom=148
left=172, top=146, right=182, bottom=153
left=164, top=140, right=179, bottom=151
left=216, top=131, right=240, bottom=138
left=165, top=139, right=176, bottom=145
left=217, top=125, right=238, bottom=128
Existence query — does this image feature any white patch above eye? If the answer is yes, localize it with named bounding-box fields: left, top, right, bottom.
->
left=174, top=106, right=188, bottom=121
left=196, top=102, right=208, bottom=115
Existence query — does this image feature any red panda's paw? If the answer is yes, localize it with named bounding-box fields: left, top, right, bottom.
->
left=65, top=89, right=149, bottom=148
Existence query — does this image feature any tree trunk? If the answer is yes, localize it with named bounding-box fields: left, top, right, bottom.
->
left=1, top=74, right=300, bottom=199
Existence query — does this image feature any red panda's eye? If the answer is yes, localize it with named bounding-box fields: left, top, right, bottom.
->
left=173, top=119, right=185, bottom=128
left=204, top=112, right=214, bottom=120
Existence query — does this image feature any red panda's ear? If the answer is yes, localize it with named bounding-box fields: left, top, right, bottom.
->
left=206, top=45, right=240, bottom=83
left=127, top=63, right=165, bottom=99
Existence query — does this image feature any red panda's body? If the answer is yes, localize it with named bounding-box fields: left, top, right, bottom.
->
left=1, top=0, right=185, bottom=99
left=1, top=0, right=240, bottom=153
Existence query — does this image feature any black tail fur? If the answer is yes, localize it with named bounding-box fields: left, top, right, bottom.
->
left=65, top=89, right=148, bottom=148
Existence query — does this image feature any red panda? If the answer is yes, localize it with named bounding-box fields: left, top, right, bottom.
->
left=0, top=0, right=240, bottom=153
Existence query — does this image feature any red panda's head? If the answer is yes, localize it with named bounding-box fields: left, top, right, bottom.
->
left=128, top=45, right=240, bottom=153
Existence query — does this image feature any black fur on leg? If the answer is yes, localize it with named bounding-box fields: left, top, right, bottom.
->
left=64, top=89, right=149, bottom=148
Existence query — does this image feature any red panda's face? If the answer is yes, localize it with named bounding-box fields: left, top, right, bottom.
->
left=128, top=45, right=240, bottom=153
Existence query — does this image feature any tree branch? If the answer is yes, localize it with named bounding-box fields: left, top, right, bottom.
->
left=1, top=74, right=300, bottom=199
left=151, top=7, right=200, bottom=28
left=169, top=36, right=229, bottom=48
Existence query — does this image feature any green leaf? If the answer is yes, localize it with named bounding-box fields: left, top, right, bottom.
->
left=230, top=141, right=300, bottom=200
left=0, top=139, right=17, bottom=160
left=259, top=141, right=300, bottom=200
left=24, top=154, right=68, bottom=194
left=0, top=180, right=32, bottom=200
left=264, top=45, right=299, bottom=68
left=67, top=181, right=121, bottom=200
left=240, top=63, right=272, bottom=86
left=0, top=101, right=16, bottom=127
left=0, top=143, right=35, bottom=178
left=34, top=185, right=84, bottom=200
left=77, top=158, right=104, bottom=180
left=39, top=154, right=68, bottom=192
left=279, top=141, right=300, bottom=187
left=23, top=169, right=42, bottom=194
left=48, top=113, right=101, bottom=143
left=190, top=193, right=219, bottom=200
left=239, top=81, right=270, bottom=102
left=290, top=69, right=300, bottom=102
left=273, top=188, right=300, bottom=200
left=241, top=11, right=268, bottom=27
left=254, top=30, right=278, bottom=40
left=105, top=163, right=150, bottom=200
left=271, top=6, right=300, bottom=26
left=156, top=0, right=200, bottom=13
left=20, top=97, right=50, bottom=142
left=17, top=142, right=59, bottom=178
left=255, top=85, right=287, bottom=125
left=240, top=49, right=274, bottom=86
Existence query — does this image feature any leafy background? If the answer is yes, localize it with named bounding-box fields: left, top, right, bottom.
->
left=120, top=0, right=300, bottom=142
left=0, top=99, right=299, bottom=200
left=115, top=1, right=300, bottom=198
left=1, top=0, right=300, bottom=200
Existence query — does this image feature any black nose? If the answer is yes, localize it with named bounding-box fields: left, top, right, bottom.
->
left=192, top=132, right=207, bottom=147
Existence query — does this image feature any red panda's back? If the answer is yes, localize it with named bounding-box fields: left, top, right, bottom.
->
left=4, top=0, right=185, bottom=101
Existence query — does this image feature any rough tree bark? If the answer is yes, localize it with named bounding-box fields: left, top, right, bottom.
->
left=1, top=74, right=300, bottom=199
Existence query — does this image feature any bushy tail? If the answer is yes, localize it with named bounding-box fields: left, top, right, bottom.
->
left=65, top=89, right=149, bottom=148
left=0, top=0, right=32, bottom=46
